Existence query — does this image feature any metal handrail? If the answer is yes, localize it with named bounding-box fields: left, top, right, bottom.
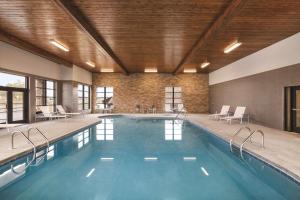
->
left=175, top=107, right=187, bottom=119
left=11, top=130, right=36, bottom=174
left=229, top=126, right=252, bottom=152
left=27, top=127, right=49, bottom=149
left=174, top=107, right=187, bottom=128
left=240, top=130, right=264, bottom=159
left=27, top=127, right=50, bottom=161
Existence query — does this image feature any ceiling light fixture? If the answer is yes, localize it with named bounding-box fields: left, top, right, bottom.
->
left=101, top=68, right=114, bottom=73
left=86, top=61, right=95, bottom=68
left=200, top=60, right=210, bottom=69
left=224, top=40, right=242, bottom=54
left=49, top=39, right=69, bottom=52
left=183, top=68, right=197, bottom=73
left=144, top=68, right=157, bottom=73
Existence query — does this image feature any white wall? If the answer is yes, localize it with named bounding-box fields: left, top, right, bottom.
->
left=72, top=65, right=92, bottom=85
left=209, top=32, right=300, bottom=85
left=0, top=41, right=92, bottom=84
left=0, top=41, right=73, bottom=80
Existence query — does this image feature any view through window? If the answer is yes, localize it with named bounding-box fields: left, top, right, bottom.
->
left=78, top=84, right=90, bottom=111
left=96, top=87, right=113, bottom=109
left=165, top=87, right=183, bottom=112
left=36, top=79, right=56, bottom=112
left=0, top=72, right=26, bottom=88
left=0, top=72, right=27, bottom=123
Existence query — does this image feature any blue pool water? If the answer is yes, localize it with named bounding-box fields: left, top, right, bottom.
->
left=0, top=116, right=299, bottom=199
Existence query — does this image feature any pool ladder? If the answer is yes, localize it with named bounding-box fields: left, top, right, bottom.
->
left=11, top=127, right=50, bottom=174
left=230, top=126, right=265, bottom=159
left=174, top=107, right=187, bottom=120
left=174, top=107, right=187, bottom=128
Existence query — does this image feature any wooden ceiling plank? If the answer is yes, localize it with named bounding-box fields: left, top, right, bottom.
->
left=51, top=0, right=129, bottom=75
left=173, top=0, right=248, bottom=74
left=0, top=29, right=73, bottom=67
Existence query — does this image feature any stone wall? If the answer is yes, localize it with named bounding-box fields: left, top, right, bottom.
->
left=92, top=73, right=209, bottom=113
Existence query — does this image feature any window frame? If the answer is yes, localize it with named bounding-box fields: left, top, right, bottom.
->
left=96, top=87, right=113, bottom=109
left=0, top=72, right=28, bottom=89
left=35, top=79, right=57, bottom=112
left=165, top=86, right=182, bottom=112
left=0, top=71, right=29, bottom=123
left=78, top=84, right=90, bottom=111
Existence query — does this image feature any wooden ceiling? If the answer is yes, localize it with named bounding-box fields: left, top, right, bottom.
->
left=0, top=0, right=300, bottom=74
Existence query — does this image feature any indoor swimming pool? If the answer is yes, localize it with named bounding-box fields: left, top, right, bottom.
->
left=0, top=116, right=299, bottom=199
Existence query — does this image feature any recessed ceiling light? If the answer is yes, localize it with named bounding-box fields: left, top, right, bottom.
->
left=183, top=68, right=197, bottom=73
left=101, top=68, right=114, bottom=73
left=200, top=61, right=210, bottom=69
left=144, top=68, right=157, bottom=73
left=224, top=40, right=242, bottom=54
left=49, top=39, right=69, bottom=52
left=86, top=61, right=95, bottom=68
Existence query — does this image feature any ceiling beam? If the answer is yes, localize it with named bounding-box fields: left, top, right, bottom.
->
left=0, top=30, right=73, bottom=67
left=173, top=0, right=248, bottom=74
left=52, top=0, right=130, bottom=75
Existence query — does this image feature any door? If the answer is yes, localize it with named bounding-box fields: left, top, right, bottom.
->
left=0, top=91, right=7, bottom=123
left=0, top=89, right=28, bottom=123
left=291, top=86, right=300, bottom=132
left=12, top=91, right=25, bottom=122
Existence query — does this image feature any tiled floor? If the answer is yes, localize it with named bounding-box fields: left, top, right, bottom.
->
left=0, top=113, right=300, bottom=181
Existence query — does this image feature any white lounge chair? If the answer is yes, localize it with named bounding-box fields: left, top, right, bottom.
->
left=171, top=104, right=186, bottom=113
left=103, top=97, right=114, bottom=113
left=103, top=105, right=114, bottom=113
left=36, top=106, right=66, bottom=121
left=57, top=105, right=81, bottom=117
left=0, top=121, right=23, bottom=132
left=209, top=105, right=230, bottom=120
left=220, top=106, right=246, bottom=124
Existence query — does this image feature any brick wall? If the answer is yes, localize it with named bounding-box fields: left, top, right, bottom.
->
left=92, top=73, right=209, bottom=113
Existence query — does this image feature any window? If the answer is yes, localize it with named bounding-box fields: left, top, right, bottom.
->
left=165, top=120, right=182, bottom=141
left=0, top=71, right=28, bottom=123
left=165, top=87, right=183, bottom=112
left=0, top=72, right=26, bottom=88
left=96, top=118, right=114, bottom=140
left=78, top=84, right=90, bottom=111
left=0, top=91, right=7, bottom=123
left=36, top=80, right=56, bottom=112
left=96, top=87, right=113, bottom=109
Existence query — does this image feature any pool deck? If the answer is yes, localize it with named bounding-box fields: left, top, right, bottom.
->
left=0, top=115, right=102, bottom=165
left=0, top=113, right=300, bottom=182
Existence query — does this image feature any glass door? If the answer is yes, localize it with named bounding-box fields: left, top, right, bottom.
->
left=0, top=90, right=7, bottom=123
left=291, top=86, right=300, bottom=133
left=12, top=91, right=24, bottom=122
left=2, top=90, right=27, bottom=123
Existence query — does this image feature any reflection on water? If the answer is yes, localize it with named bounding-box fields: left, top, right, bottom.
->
left=0, top=144, right=57, bottom=189
left=165, top=120, right=183, bottom=141
left=76, top=129, right=90, bottom=149
left=1, top=117, right=298, bottom=200
left=0, top=163, right=25, bottom=188
left=47, top=145, right=55, bottom=160
left=96, top=118, right=114, bottom=141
